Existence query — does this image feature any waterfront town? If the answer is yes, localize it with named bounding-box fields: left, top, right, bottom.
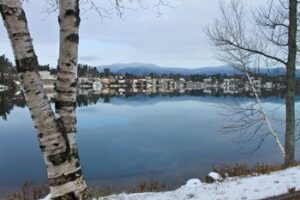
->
left=38, top=68, right=289, bottom=99
left=0, top=56, right=295, bottom=101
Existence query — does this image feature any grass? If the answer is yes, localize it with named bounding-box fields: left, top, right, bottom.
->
left=207, top=162, right=299, bottom=182
left=90, top=180, right=169, bottom=198
left=5, top=182, right=49, bottom=200
left=5, top=180, right=169, bottom=200
left=5, top=162, right=299, bottom=199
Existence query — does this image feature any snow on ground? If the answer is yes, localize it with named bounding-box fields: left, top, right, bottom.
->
left=42, top=166, right=300, bottom=200
left=208, top=172, right=223, bottom=182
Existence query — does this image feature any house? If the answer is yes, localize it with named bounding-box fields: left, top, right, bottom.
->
left=39, top=71, right=56, bottom=89
left=93, top=81, right=102, bottom=91
left=251, top=78, right=262, bottom=88
left=263, top=82, right=273, bottom=89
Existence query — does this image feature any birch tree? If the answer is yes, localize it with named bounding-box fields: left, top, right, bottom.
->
left=1, top=0, right=171, bottom=198
left=207, top=0, right=298, bottom=166
left=0, top=0, right=90, bottom=199
left=55, top=1, right=86, bottom=198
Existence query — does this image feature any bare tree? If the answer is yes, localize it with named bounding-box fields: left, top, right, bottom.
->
left=207, top=0, right=284, bottom=155
left=207, top=0, right=298, bottom=166
left=44, top=0, right=172, bottom=18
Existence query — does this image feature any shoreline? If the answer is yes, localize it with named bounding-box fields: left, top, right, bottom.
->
left=3, top=162, right=297, bottom=200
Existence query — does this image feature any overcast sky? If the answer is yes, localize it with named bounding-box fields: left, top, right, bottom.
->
left=0, top=0, right=267, bottom=68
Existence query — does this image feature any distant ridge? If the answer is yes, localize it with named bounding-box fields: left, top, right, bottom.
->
left=98, top=63, right=240, bottom=76
left=98, top=63, right=300, bottom=78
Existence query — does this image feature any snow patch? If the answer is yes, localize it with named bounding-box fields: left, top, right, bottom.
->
left=185, top=179, right=202, bottom=187
left=208, top=172, right=223, bottom=181
left=41, top=194, right=51, bottom=200
left=41, top=166, right=300, bottom=200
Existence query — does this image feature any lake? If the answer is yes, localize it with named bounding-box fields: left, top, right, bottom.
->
left=0, top=91, right=299, bottom=196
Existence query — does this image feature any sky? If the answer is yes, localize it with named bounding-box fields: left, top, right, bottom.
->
left=0, top=0, right=267, bottom=69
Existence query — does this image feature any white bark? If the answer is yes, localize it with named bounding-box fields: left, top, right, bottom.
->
left=0, top=0, right=89, bottom=199
left=245, top=72, right=285, bottom=157
left=54, top=0, right=90, bottom=198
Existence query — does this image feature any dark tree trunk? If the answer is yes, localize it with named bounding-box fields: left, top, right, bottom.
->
left=284, top=0, right=297, bottom=166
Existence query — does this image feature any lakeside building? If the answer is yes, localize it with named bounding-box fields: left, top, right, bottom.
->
left=38, top=69, right=288, bottom=98
left=39, top=71, right=56, bottom=89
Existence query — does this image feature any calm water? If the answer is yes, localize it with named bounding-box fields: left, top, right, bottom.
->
left=0, top=92, right=299, bottom=195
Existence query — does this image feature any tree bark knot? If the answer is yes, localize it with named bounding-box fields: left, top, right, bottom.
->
left=47, top=117, right=72, bottom=166
left=66, top=33, right=79, bottom=43
left=16, top=56, right=38, bottom=73
left=0, top=4, right=26, bottom=22
left=48, top=169, right=83, bottom=186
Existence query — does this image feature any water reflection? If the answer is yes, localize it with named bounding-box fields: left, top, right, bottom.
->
left=0, top=86, right=292, bottom=117
left=0, top=91, right=26, bottom=120
left=75, top=87, right=290, bottom=108
left=0, top=89, right=299, bottom=196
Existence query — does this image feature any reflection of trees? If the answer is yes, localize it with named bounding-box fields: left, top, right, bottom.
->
left=0, top=55, right=18, bottom=90
left=220, top=100, right=285, bottom=155
left=0, top=92, right=10, bottom=120
left=77, top=93, right=102, bottom=107
left=2, top=89, right=298, bottom=119
left=75, top=89, right=294, bottom=106
left=0, top=91, right=26, bottom=120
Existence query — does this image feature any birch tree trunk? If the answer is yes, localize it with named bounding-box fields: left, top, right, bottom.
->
left=56, top=0, right=80, bottom=156
left=54, top=0, right=90, bottom=198
left=0, top=0, right=89, bottom=199
left=245, top=72, right=285, bottom=156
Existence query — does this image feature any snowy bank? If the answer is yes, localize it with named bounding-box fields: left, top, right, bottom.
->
left=43, top=166, right=300, bottom=200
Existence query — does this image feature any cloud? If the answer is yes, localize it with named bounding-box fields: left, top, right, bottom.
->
left=0, top=0, right=268, bottom=68
left=79, top=56, right=100, bottom=62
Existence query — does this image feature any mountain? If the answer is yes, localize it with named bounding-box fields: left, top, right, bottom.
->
left=98, top=63, right=300, bottom=77
left=98, top=63, right=240, bottom=76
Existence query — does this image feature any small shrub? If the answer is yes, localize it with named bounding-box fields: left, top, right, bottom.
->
left=139, top=182, right=147, bottom=192
left=209, top=162, right=299, bottom=182
left=7, top=182, right=49, bottom=200
left=288, top=187, right=296, bottom=193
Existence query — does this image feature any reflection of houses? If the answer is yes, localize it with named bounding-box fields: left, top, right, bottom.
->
left=38, top=69, right=286, bottom=99
left=0, top=84, right=8, bottom=92
left=263, top=82, right=273, bottom=89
